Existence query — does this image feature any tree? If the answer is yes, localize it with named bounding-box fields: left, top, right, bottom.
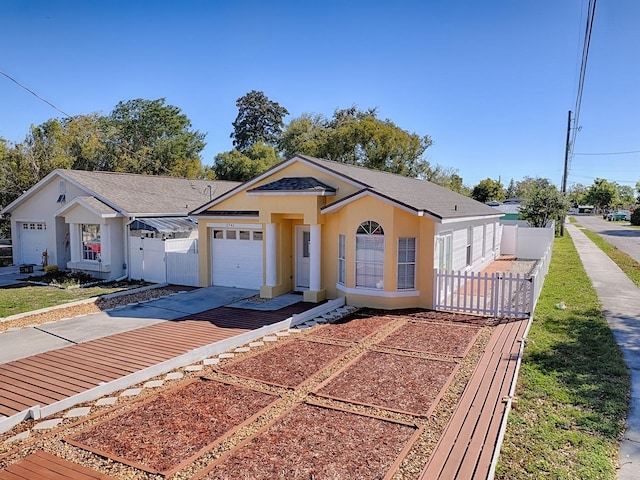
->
left=636, top=180, right=640, bottom=204
left=615, top=184, right=635, bottom=208
left=281, top=106, right=434, bottom=178
left=471, top=178, right=505, bottom=203
left=231, top=90, right=289, bottom=153
left=514, top=177, right=554, bottom=198
left=213, top=143, right=280, bottom=181
left=106, top=98, right=206, bottom=177
left=567, top=183, right=588, bottom=207
left=519, top=184, right=569, bottom=228
left=505, top=178, right=517, bottom=199
left=584, top=178, right=617, bottom=211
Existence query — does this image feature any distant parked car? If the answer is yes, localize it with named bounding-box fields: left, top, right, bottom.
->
left=607, top=210, right=631, bottom=221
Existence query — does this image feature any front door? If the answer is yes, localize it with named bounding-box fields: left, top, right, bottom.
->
left=296, top=226, right=310, bottom=290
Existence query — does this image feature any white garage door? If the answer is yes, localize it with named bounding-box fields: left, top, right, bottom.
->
left=19, top=222, right=47, bottom=265
left=211, top=228, right=263, bottom=289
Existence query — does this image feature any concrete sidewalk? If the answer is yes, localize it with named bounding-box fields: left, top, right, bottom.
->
left=566, top=224, right=640, bottom=479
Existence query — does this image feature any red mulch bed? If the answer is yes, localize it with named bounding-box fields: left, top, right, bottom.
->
left=306, top=316, right=395, bottom=342
left=403, top=309, right=496, bottom=326
left=315, top=351, right=458, bottom=417
left=198, top=403, right=419, bottom=480
left=377, top=321, right=481, bottom=357
left=218, top=339, right=350, bottom=388
left=67, top=380, right=278, bottom=476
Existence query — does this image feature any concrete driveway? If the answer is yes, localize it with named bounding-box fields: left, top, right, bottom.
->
left=0, top=285, right=258, bottom=364
left=0, top=266, right=28, bottom=288
left=574, top=214, right=640, bottom=263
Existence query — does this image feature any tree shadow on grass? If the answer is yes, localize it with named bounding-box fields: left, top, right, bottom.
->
left=526, top=306, right=630, bottom=439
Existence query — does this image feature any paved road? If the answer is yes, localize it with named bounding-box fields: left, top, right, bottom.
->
left=573, top=214, right=640, bottom=264
left=566, top=223, right=640, bottom=480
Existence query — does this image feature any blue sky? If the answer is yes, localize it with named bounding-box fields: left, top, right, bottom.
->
left=1, top=0, right=639, bottom=189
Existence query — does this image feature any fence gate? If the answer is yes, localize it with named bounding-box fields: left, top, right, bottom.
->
left=434, top=269, right=535, bottom=318
left=129, top=237, right=199, bottom=286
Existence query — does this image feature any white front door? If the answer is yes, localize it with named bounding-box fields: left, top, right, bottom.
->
left=296, top=226, right=310, bottom=290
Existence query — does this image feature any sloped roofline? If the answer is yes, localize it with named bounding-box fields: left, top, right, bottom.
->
left=189, top=154, right=367, bottom=215
left=1, top=169, right=221, bottom=217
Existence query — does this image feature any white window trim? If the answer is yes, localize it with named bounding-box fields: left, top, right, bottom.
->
left=337, top=283, right=420, bottom=298
left=338, top=234, right=346, bottom=286
left=397, top=237, right=416, bottom=291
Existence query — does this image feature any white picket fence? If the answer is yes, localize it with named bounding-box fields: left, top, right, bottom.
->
left=434, top=243, right=553, bottom=318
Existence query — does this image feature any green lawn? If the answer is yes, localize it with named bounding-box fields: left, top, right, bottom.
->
left=496, top=235, right=630, bottom=479
left=0, top=284, right=126, bottom=317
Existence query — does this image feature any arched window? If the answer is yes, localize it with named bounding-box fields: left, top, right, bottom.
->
left=355, top=221, right=384, bottom=289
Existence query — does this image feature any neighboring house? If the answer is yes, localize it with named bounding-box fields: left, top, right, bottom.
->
left=492, top=202, right=521, bottom=222
left=0, top=170, right=238, bottom=280
left=190, top=155, right=503, bottom=310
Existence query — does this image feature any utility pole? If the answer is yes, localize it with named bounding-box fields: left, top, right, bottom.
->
left=560, top=110, right=572, bottom=236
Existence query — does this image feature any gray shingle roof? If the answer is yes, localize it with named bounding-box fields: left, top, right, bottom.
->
left=248, top=177, right=337, bottom=194
left=61, top=170, right=239, bottom=216
left=297, top=155, right=500, bottom=220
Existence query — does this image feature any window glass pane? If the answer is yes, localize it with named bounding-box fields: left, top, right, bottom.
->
left=302, top=231, right=310, bottom=258
left=253, top=231, right=263, bottom=241
left=355, top=233, right=384, bottom=289
left=397, top=237, right=416, bottom=290
left=82, top=224, right=101, bottom=261
left=338, top=234, right=346, bottom=285
left=226, top=230, right=236, bottom=240
left=213, top=230, right=224, bottom=239
left=239, top=230, right=250, bottom=240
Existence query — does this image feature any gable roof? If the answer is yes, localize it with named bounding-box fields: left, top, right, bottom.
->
left=2, top=170, right=240, bottom=217
left=191, top=155, right=501, bottom=222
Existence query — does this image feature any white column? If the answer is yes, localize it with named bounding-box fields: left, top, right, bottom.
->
left=266, top=223, right=277, bottom=286
left=310, top=223, right=321, bottom=291
left=69, top=224, right=81, bottom=262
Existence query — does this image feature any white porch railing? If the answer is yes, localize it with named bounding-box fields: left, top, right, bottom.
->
left=434, top=243, right=553, bottom=318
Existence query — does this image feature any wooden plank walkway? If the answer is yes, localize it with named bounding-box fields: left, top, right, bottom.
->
left=0, top=303, right=313, bottom=418
left=0, top=451, right=114, bottom=480
left=419, top=317, right=529, bottom=480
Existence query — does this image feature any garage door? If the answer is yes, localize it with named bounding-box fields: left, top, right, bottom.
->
left=19, top=222, right=47, bottom=265
left=211, top=228, right=263, bottom=289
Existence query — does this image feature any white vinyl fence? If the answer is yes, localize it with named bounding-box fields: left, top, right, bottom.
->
left=129, top=237, right=199, bottom=286
left=434, top=231, right=553, bottom=318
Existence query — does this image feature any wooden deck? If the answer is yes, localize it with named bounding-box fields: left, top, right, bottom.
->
left=0, top=451, right=114, bottom=480
left=419, top=317, right=529, bottom=480
left=0, top=304, right=313, bottom=418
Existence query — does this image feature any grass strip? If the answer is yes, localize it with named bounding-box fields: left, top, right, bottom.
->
left=0, top=284, right=124, bottom=318
left=496, top=235, right=629, bottom=479
left=575, top=226, right=640, bottom=289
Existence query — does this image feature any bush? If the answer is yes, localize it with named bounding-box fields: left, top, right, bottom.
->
left=631, top=209, right=640, bottom=226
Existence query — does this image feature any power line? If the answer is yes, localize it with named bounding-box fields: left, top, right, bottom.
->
left=574, top=149, right=640, bottom=156
left=0, top=69, right=72, bottom=118
left=568, top=0, right=597, bottom=163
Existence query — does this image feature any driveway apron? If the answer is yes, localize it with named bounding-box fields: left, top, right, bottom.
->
left=566, top=223, right=640, bottom=479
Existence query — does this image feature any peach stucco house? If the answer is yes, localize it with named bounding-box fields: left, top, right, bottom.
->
left=190, top=155, right=503, bottom=310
